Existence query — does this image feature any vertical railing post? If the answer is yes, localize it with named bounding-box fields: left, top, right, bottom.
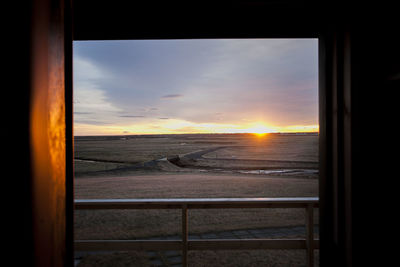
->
left=306, top=203, right=314, bottom=267
left=182, top=204, right=188, bottom=267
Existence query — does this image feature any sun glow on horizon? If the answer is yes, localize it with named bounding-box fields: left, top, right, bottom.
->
left=244, top=123, right=277, bottom=135
left=253, top=132, right=268, bottom=137
left=74, top=119, right=318, bottom=136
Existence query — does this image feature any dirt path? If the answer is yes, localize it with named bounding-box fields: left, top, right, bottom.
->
left=178, top=146, right=227, bottom=159
left=75, top=173, right=318, bottom=199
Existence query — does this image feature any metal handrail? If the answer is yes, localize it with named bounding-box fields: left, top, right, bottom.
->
left=75, top=197, right=319, bottom=267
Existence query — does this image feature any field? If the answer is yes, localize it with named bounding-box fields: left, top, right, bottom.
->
left=74, top=133, right=318, bottom=178
left=74, top=133, right=319, bottom=266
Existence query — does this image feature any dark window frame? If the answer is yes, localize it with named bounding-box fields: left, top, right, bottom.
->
left=70, top=2, right=355, bottom=266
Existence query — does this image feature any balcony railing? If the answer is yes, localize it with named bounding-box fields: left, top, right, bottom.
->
left=75, top=197, right=319, bottom=267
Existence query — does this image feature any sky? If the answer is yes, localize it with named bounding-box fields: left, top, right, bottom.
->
left=73, top=39, right=318, bottom=136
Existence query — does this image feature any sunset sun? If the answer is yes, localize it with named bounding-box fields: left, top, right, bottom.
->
left=246, top=123, right=275, bottom=135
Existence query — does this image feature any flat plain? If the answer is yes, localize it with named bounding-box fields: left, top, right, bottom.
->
left=74, top=133, right=319, bottom=266
left=74, top=133, right=318, bottom=178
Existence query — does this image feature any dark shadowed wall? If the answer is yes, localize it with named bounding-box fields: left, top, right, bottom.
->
left=3, top=1, right=398, bottom=266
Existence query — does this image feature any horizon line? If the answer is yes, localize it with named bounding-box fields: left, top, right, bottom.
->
left=74, top=131, right=319, bottom=137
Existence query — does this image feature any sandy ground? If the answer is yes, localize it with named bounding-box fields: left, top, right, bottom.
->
left=75, top=172, right=318, bottom=199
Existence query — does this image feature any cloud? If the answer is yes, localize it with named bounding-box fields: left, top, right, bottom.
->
left=119, top=115, right=145, bottom=118
left=74, top=112, right=93, bottom=115
left=73, top=54, right=123, bottom=128
left=74, top=120, right=112, bottom=125
left=161, top=94, right=183, bottom=99
left=158, top=117, right=169, bottom=120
